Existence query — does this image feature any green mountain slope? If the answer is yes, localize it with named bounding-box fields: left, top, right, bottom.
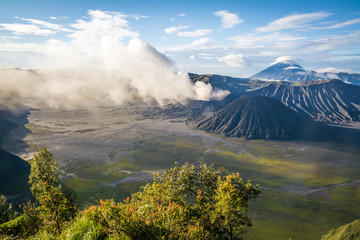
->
left=0, top=148, right=30, bottom=195
left=321, top=219, right=360, bottom=240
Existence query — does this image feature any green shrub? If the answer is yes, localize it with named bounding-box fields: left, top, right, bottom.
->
left=21, top=201, right=42, bottom=237
left=0, top=194, right=17, bottom=224
left=37, top=182, right=76, bottom=235
left=1, top=162, right=260, bottom=239
left=0, top=215, right=24, bottom=237
left=83, top=163, right=260, bottom=240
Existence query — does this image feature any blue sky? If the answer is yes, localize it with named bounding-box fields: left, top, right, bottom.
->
left=0, top=0, right=359, bottom=77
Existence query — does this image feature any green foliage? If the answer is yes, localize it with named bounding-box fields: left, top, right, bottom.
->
left=212, top=173, right=257, bottom=239
left=0, top=194, right=17, bottom=224
left=0, top=147, right=77, bottom=239
left=0, top=186, right=76, bottom=239
left=21, top=201, right=42, bottom=237
left=82, top=162, right=260, bottom=240
left=29, top=146, right=77, bottom=210
left=321, top=219, right=360, bottom=240
left=0, top=202, right=41, bottom=238
left=37, top=182, right=76, bottom=235
left=1, top=162, right=259, bottom=239
left=0, top=215, right=24, bottom=237
left=59, top=215, right=101, bottom=240
left=29, top=147, right=59, bottom=201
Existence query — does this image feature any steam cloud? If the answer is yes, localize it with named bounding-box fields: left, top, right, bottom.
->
left=0, top=10, right=228, bottom=111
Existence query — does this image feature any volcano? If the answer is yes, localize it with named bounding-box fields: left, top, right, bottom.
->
left=193, top=95, right=326, bottom=140
left=250, top=58, right=360, bottom=85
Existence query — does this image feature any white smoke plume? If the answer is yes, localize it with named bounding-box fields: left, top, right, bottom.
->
left=0, top=10, right=226, bottom=111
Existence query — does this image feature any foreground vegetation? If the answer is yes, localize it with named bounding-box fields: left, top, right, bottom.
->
left=0, top=148, right=260, bottom=239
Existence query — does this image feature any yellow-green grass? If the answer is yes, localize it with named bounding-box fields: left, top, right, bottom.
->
left=245, top=185, right=360, bottom=240
left=55, top=135, right=359, bottom=238
left=75, top=182, right=145, bottom=207
left=133, top=136, right=206, bottom=170
left=63, top=159, right=138, bottom=191
left=206, top=138, right=360, bottom=187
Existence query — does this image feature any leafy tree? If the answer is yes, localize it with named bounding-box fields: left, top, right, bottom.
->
left=29, top=147, right=59, bottom=201
left=38, top=182, right=76, bottom=234
left=212, top=173, right=258, bottom=239
left=27, top=147, right=76, bottom=236
left=133, top=162, right=260, bottom=239
left=28, top=147, right=76, bottom=207
left=21, top=201, right=42, bottom=237
left=3, top=159, right=259, bottom=239
left=83, top=162, right=260, bottom=239
left=0, top=194, right=17, bottom=224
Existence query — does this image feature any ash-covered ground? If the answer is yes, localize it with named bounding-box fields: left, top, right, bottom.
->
left=15, top=104, right=229, bottom=183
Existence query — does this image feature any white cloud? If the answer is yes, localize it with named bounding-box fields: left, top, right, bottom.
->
left=191, top=38, right=214, bottom=46
left=255, top=11, right=331, bottom=32
left=192, top=38, right=214, bottom=47
left=199, top=53, right=215, bottom=60
left=0, top=42, right=44, bottom=52
left=128, top=14, right=148, bottom=21
left=50, top=17, right=57, bottom=20
left=164, top=25, right=190, bottom=34
left=70, top=10, right=138, bottom=44
left=270, top=56, right=298, bottom=65
left=0, top=10, right=221, bottom=109
left=317, top=67, right=353, bottom=73
left=214, top=10, right=243, bottom=29
left=190, top=54, right=195, bottom=59
left=177, top=29, right=213, bottom=37
left=0, top=35, right=21, bottom=41
left=0, top=17, right=72, bottom=36
left=304, top=31, right=360, bottom=53
left=163, top=37, right=215, bottom=51
left=218, top=54, right=250, bottom=67
left=230, top=32, right=306, bottom=47
left=177, top=13, right=186, bottom=17
left=19, top=17, right=72, bottom=31
left=311, top=18, right=360, bottom=30
left=0, top=23, right=57, bottom=36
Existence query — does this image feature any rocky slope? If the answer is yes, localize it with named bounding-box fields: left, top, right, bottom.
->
left=249, top=79, right=360, bottom=124
left=192, top=95, right=325, bottom=140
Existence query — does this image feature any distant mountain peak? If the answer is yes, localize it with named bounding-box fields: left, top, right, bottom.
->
left=250, top=57, right=360, bottom=85
left=269, top=56, right=300, bottom=67
left=250, top=57, right=307, bottom=82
